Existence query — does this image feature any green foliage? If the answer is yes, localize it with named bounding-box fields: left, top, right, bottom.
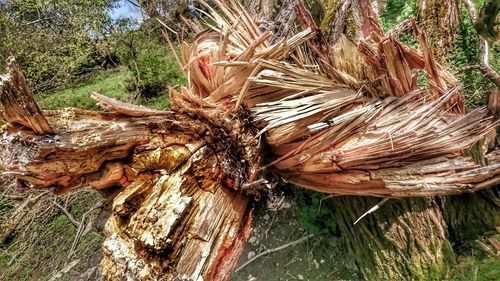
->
left=450, top=256, right=500, bottom=281
left=379, top=0, right=417, bottom=31
left=448, top=5, right=499, bottom=108
left=36, top=67, right=173, bottom=111
left=297, top=192, right=336, bottom=235
left=0, top=0, right=115, bottom=91
left=0, top=195, right=13, bottom=216
left=379, top=0, right=498, bottom=108
left=125, top=40, right=186, bottom=98
left=379, top=0, right=418, bottom=48
left=114, top=22, right=186, bottom=98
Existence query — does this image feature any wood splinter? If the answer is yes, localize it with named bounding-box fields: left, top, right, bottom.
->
left=0, top=56, right=53, bottom=134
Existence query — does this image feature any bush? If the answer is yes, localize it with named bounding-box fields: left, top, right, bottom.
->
left=113, top=20, right=186, bottom=98
left=448, top=5, right=499, bottom=108
left=125, top=42, right=185, bottom=98
left=0, top=0, right=114, bottom=92
left=297, top=191, right=337, bottom=235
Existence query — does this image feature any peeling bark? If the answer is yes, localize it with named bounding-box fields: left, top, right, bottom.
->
left=242, top=0, right=276, bottom=20
left=320, top=0, right=362, bottom=44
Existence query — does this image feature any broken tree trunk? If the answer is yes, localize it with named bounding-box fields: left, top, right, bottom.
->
left=0, top=58, right=256, bottom=280
left=1, top=1, right=499, bottom=280
left=333, top=197, right=456, bottom=280
left=325, top=1, right=499, bottom=279
left=416, top=0, right=461, bottom=63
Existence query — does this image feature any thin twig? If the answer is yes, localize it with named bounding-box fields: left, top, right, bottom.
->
left=67, top=203, right=102, bottom=259
left=235, top=234, right=315, bottom=272
left=354, top=198, right=390, bottom=225
left=53, top=200, right=80, bottom=228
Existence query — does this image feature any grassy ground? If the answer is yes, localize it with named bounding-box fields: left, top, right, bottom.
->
left=36, top=67, right=171, bottom=111
left=0, top=190, right=105, bottom=281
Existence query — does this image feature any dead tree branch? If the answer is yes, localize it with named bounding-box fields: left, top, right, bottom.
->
left=461, top=0, right=500, bottom=88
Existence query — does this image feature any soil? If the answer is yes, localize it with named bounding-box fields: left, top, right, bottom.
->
left=230, top=188, right=360, bottom=281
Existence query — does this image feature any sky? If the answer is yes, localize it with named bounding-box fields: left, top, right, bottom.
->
left=109, top=0, right=143, bottom=21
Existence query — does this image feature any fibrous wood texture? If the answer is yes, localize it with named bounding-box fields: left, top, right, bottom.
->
left=0, top=57, right=53, bottom=134
left=417, top=0, right=460, bottom=63
left=0, top=1, right=499, bottom=280
left=0, top=57, right=255, bottom=280
left=176, top=0, right=499, bottom=197
left=334, top=196, right=456, bottom=280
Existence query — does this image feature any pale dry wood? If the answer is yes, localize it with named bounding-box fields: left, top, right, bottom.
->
left=169, top=0, right=498, bottom=197
left=0, top=92, right=254, bottom=280
left=91, top=92, right=170, bottom=117
left=101, top=145, right=252, bottom=280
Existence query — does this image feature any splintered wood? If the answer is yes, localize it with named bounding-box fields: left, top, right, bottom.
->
left=0, top=101, right=253, bottom=280
left=0, top=57, right=53, bottom=134
left=174, top=1, right=499, bottom=197
left=101, top=142, right=251, bottom=280
left=0, top=0, right=499, bottom=280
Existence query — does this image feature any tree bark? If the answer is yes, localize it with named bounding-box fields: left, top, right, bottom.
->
left=319, top=0, right=362, bottom=44
left=416, top=0, right=461, bottom=63
left=242, top=0, right=276, bottom=20
left=333, top=197, right=456, bottom=280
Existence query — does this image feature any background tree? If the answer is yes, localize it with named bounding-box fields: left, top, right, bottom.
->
left=416, top=0, right=461, bottom=63
left=0, top=0, right=115, bottom=91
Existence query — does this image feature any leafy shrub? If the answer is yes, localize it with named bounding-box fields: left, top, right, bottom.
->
left=448, top=5, right=498, bottom=108
left=125, top=42, right=185, bottom=98
left=114, top=21, right=186, bottom=98
left=297, top=192, right=337, bottom=235
left=0, top=194, right=13, bottom=216
left=0, top=0, right=114, bottom=91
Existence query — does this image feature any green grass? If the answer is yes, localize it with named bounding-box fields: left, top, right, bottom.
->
left=0, top=194, right=13, bottom=220
left=449, top=256, right=500, bottom=281
left=36, top=68, right=172, bottom=111
left=36, top=69, right=129, bottom=110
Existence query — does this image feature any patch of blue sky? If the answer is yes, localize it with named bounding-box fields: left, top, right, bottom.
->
left=109, top=0, right=143, bottom=21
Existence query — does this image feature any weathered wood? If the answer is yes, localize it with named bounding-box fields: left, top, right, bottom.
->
left=0, top=56, right=53, bottom=134
left=0, top=77, right=254, bottom=280
left=320, top=0, right=363, bottom=44
left=1, top=2, right=499, bottom=281
left=322, top=2, right=498, bottom=279
left=489, top=91, right=500, bottom=118
left=91, top=92, right=170, bottom=117
left=417, top=0, right=460, bottom=63
left=242, top=0, right=276, bottom=20
left=269, top=0, right=299, bottom=44
left=101, top=138, right=252, bottom=280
